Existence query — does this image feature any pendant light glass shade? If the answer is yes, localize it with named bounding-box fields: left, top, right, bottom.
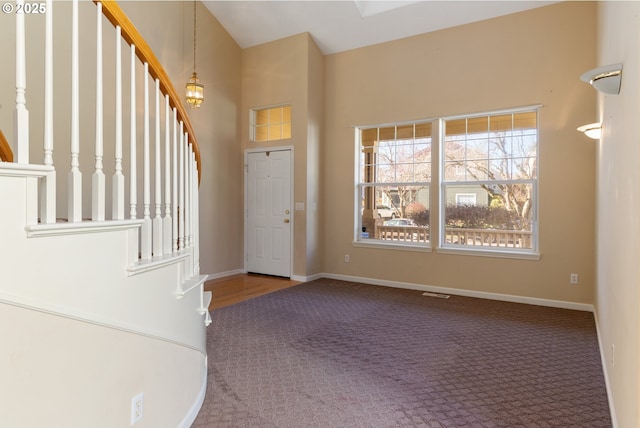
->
left=186, top=72, right=204, bottom=108
left=185, top=0, right=204, bottom=108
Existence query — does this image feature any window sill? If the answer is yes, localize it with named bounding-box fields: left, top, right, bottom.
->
left=436, top=246, right=540, bottom=260
left=352, top=240, right=432, bottom=253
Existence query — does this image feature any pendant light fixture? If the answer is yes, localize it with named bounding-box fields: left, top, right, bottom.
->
left=185, top=0, right=204, bottom=108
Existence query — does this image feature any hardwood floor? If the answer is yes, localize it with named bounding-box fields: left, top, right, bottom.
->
left=205, top=273, right=302, bottom=310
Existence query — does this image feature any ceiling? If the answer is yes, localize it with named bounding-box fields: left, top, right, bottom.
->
left=203, top=1, right=559, bottom=55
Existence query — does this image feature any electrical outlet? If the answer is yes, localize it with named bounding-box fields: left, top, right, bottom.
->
left=344, top=254, right=350, bottom=263
left=131, top=393, right=143, bottom=425
left=570, top=273, right=579, bottom=284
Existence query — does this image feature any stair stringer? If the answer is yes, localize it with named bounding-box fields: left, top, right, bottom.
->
left=0, top=167, right=210, bottom=427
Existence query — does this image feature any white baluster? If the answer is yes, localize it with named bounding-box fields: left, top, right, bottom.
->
left=163, top=95, right=173, bottom=254
left=92, top=2, right=105, bottom=221
left=190, top=149, right=197, bottom=275
left=129, top=45, right=137, bottom=221
left=43, top=0, right=53, bottom=167
left=179, top=126, right=185, bottom=250
left=185, top=141, right=192, bottom=250
left=68, top=0, right=82, bottom=222
left=193, top=153, right=200, bottom=275
left=14, top=0, right=29, bottom=164
left=40, top=0, right=55, bottom=224
left=152, top=79, right=163, bottom=256
left=112, top=26, right=125, bottom=220
left=141, top=63, right=152, bottom=260
left=172, top=115, right=179, bottom=253
left=184, top=138, right=192, bottom=277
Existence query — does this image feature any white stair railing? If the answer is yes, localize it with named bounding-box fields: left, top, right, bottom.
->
left=6, top=0, right=204, bottom=289
left=129, top=44, right=138, bottom=222
left=14, top=0, right=29, bottom=164
left=153, top=79, right=163, bottom=257
left=163, top=96, right=173, bottom=254
left=112, top=25, right=125, bottom=221
left=68, top=0, right=82, bottom=223
left=92, top=2, right=105, bottom=222
left=41, top=0, right=56, bottom=225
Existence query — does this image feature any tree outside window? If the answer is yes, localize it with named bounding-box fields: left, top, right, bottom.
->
left=442, top=111, right=538, bottom=250
left=357, top=123, right=432, bottom=245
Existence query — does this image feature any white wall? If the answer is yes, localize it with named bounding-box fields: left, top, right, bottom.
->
left=0, top=303, right=205, bottom=428
left=595, top=2, right=640, bottom=427
left=0, top=168, right=208, bottom=427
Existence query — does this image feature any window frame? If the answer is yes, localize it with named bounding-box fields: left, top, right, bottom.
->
left=354, top=120, right=434, bottom=251
left=353, top=105, right=541, bottom=259
left=438, top=106, right=540, bottom=259
left=249, top=104, right=292, bottom=143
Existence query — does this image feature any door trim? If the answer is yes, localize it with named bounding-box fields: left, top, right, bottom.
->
left=243, top=146, right=294, bottom=277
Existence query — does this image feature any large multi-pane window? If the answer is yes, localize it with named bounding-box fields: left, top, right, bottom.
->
left=355, top=107, right=539, bottom=256
left=441, top=110, right=538, bottom=253
left=356, top=122, right=432, bottom=246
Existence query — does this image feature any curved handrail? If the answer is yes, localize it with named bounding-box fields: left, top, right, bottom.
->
left=95, top=0, right=201, bottom=182
left=0, top=129, right=14, bottom=162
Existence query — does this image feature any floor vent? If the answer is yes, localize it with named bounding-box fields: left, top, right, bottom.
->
left=422, top=291, right=450, bottom=299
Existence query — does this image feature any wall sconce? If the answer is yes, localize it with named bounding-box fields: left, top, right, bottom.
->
left=580, top=63, right=622, bottom=95
left=577, top=123, right=602, bottom=140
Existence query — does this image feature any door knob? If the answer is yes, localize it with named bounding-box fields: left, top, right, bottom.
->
left=284, top=218, right=290, bottom=223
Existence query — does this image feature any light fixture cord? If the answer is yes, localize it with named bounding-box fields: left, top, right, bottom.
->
left=193, top=0, right=197, bottom=73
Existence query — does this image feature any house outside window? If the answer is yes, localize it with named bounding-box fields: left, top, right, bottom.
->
left=356, top=122, right=432, bottom=246
left=441, top=109, right=539, bottom=254
left=455, top=193, right=477, bottom=206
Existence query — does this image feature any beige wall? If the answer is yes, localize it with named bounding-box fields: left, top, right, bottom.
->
left=240, top=33, right=323, bottom=278
left=595, top=2, right=640, bottom=427
left=305, top=36, right=325, bottom=276
left=323, top=2, right=598, bottom=304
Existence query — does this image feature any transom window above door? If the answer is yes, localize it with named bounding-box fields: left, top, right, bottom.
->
left=250, top=104, right=292, bottom=142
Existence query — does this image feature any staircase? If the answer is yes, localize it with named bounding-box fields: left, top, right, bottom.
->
left=0, top=1, right=210, bottom=426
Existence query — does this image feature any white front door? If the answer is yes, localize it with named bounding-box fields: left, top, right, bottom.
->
left=246, top=149, right=292, bottom=277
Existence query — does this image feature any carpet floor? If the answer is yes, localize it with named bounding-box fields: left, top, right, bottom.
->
left=192, top=278, right=612, bottom=427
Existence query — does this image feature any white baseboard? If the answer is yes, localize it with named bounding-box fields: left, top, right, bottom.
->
left=207, top=270, right=321, bottom=283
left=320, top=273, right=595, bottom=312
left=592, top=308, right=618, bottom=428
left=291, top=273, right=323, bottom=282
left=204, top=269, right=245, bottom=281
left=178, top=356, right=208, bottom=428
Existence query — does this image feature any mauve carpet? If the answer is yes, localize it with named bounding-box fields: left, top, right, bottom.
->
left=192, top=278, right=612, bottom=427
